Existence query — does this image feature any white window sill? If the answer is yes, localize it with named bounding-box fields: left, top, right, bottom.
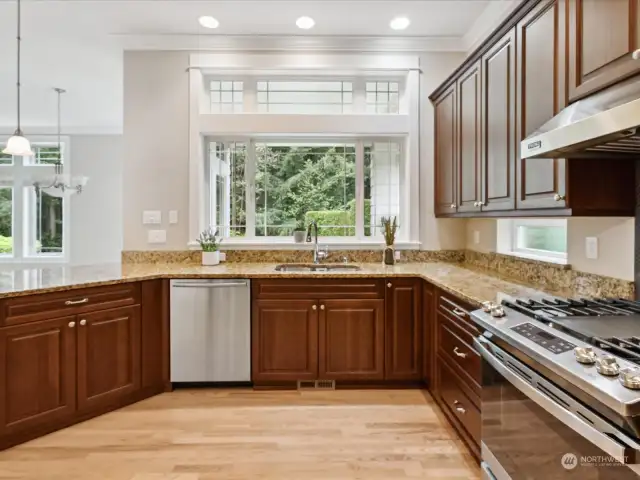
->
left=188, top=240, right=420, bottom=251
left=499, top=250, right=568, bottom=266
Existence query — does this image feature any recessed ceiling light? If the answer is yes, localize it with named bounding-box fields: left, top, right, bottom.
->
left=199, top=16, right=219, bottom=29
left=390, top=16, right=410, bottom=30
left=296, top=16, right=315, bottom=30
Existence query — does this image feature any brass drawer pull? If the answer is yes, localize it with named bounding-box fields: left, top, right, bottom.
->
left=454, top=400, right=466, bottom=414
left=452, top=308, right=467, bottom=318
left=65, top=298, right=89, bottom=306
left=453, top=346, right=467, bottom=359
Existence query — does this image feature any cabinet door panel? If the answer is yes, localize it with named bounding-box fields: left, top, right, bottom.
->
left=434, top=84, right=457, bottom=215
left=385, top=279, right=422, bottom=381
left=0, top=316, right=76, bottom=436
left=569, top=0, right=640, bottom=100
left=77, top=306, right=141, bottom=413
left=481, top=30, right=516, bottom=211
left=517, top=0, right=567, bottom=209
left=252, top=300, right=318, bottom=382
left=458, top=61, right=482, bottom=213
left=319, top=299, right=384, bottom=381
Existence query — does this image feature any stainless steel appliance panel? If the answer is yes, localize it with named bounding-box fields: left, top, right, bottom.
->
left=170, top=279, right=250, bottom=382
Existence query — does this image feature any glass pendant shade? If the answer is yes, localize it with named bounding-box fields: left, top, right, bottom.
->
left=3, top=132, right=33, bottom=156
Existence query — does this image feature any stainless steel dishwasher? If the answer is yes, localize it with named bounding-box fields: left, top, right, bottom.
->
left=170, top=279, right=251, bottom=383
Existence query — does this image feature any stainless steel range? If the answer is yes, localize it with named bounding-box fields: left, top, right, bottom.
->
left=472, top=296, right=640, bottom=479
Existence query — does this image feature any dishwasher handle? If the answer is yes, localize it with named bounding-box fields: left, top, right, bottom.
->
left=172, top=280, right=248, bottom=288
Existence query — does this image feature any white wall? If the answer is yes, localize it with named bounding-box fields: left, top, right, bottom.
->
left=69, top=135, right=123, bottom=265
left=465, top=217, right=634, bottom=281
left=419, top=52, right=467, bottom=250
left=123, top=51, right=190, bottom=250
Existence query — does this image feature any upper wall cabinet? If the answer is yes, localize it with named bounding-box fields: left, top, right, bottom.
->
left=457, top=61, right=482, bottom=214
left=516, top=0, right=567, bottom=210
left=480, top=29, right=517, bottom=212
left=431, top=0, right=636, bottom=219
left=568, top=0, right=640, bottom=101
left=434, top=84, right=457, bottom=216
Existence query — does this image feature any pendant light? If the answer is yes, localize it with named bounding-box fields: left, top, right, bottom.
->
left=3, top=0, right=33, bottom=156
left=33, top=88, right=88, bottom=197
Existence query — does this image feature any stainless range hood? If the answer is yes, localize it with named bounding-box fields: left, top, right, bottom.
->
left=521, top=76, right=640, bottom=159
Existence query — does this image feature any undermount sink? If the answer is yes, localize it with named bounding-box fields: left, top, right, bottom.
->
left=275, top=263, right=361, bottom=272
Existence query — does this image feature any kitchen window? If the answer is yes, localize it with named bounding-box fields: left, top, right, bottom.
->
left=0, top=142, right=69, bottom=262
left=498, top=219, right=567, bottom=263
left=206, top=138, right=402, bottom=241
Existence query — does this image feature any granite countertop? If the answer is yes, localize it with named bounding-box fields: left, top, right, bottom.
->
left=0, top=261, right=578, bottom=307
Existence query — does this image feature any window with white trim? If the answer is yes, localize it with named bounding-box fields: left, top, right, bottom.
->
left=207, top=138, right=402, bottom=240
left=497, top=219, right=567, bottom=263
left=0, top=142, right=69, bottom=262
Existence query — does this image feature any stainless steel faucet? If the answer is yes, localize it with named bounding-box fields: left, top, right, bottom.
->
left=306, top=220, right=328, bottom=264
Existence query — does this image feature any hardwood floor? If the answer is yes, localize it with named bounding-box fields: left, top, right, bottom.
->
left=0, top=389, right=479, bottom=480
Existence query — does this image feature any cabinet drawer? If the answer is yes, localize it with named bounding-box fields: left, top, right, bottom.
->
left=437, top=291, right=479, bottom=337
left=1, top=283, right=141, bottom=326
left=437, top=314, right=481, bottom=390
left=253, top=279, right=384, bottom=300
left=437, top=355, right=481, bottom=446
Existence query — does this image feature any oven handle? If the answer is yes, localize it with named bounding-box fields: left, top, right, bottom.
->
left=475, top=336, right=640, bottom=465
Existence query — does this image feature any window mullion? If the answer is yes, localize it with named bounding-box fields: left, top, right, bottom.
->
left=355, top=140, right=364, bottom=239
left=245, top=139, right=256, bottom=238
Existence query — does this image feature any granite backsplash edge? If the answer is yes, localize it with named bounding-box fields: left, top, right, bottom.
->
left=121, top=249, right=634, bottom=299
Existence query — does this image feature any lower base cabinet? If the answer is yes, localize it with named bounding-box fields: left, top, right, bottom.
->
left=0, top=281, right=167, bottom=451
left=319, top=299, right=385, bottom=380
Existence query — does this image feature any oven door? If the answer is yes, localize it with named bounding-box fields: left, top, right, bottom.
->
left=475, top=335, right=640, bottom=479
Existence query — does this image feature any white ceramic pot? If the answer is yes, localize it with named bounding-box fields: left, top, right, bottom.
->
left=202, top=251, right=220, bottom=266
left=293, top=231, right=306, bottom=243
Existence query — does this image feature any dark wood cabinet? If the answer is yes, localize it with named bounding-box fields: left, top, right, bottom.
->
left=318, top=299, right=384, bottom=381
left=77, top=306, right=141, bottom=413
left=252, top=299, right=319, bottom=383
left=480, top=29, right=517, bottom=212
left=516, top=0, right=568, bottom=210
left=457, top=61, right=482, bottom=213
left=385, top=279, right=422, bottom=381
left=434, top=83, right=458, bottom=216
left=422, top=281, right=434, bottom=387
left=0, top=316, right=76, bottom=438
left=568, top=0, right=640, bottom=101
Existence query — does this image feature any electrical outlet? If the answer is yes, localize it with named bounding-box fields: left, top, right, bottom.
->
left=142, top=210, right=162, bottom=225
left=169, top=210, right=179, bottom=224
left=394, top=250, right=401, bottom=261
left=473, top=230, right=480, bottom=245
left=586, top=237, right=598, bottom=260
left=219, top=252, right=227, bottom=262
left=148, top=230, right=167, bottom=244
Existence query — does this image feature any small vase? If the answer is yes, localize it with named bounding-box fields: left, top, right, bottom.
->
left=202, top=251, right=220, bottom=266
left=383, top=246, right=395, bottom=266
left=293, top=231, right=306, bottom=243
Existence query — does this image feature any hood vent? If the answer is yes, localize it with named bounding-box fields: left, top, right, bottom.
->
left=521, top=76, right=640, bottom=159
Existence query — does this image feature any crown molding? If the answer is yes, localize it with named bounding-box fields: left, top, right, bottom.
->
left=113, top=33, right=465, bottom=53
left=462, top=0, right=523, bottom=53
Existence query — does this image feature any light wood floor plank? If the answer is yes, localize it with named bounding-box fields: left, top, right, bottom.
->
left=0, top=389, right=479, bottom=480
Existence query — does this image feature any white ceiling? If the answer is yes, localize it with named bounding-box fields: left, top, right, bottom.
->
left=0, top=0, right=518, bottom=131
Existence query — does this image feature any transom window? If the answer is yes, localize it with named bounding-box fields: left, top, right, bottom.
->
left=257, top=81, right=353, bottom=114
left=0, top=142, right=69, bottom=262
left=366, top=81, right=400, bottom=114
left=207, top=138, right=402, bottom=240
left=209, top=80, right=244, bottom=113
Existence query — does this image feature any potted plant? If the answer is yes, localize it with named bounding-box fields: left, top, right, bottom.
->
left=381, top=216, right=397, bottom=266
left=293, top=220, right=306, bottom=243
left=197, top=227, right=222, bottom=266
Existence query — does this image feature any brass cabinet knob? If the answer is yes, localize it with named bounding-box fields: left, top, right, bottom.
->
left=554, top=194, right=566, bottom=201
left=450, top=203, right=456, bottom=209
left=320, top=305, right=325, bottom=310
left=80, top=319, right=87, bottom=326
left=387, top=282, right=392, bottom=288
left=312, top=305, right=317, bottom=310
left=68, top=321, right=76, bottom=328
left=478, top=201, right=485, bottom=206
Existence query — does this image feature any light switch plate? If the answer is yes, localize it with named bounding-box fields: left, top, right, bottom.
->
left=473, top=230, right=480, bottom=245
left=586, top=237, right=598, bottom=260
left=143, top=210, right=162, bottom=225
left=148, top=230, right=167, bottom=244
left=169, top=210, right=179, bottom=224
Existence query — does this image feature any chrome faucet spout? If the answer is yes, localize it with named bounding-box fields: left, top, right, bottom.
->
left=306, top=220, right=327, bottom=264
